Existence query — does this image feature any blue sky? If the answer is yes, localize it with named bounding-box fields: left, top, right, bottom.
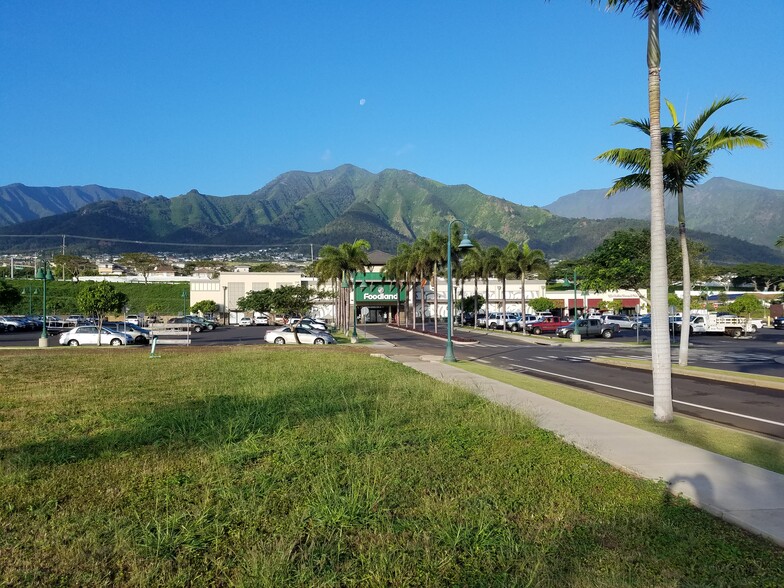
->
left=1, top=1, right=781, bottom=207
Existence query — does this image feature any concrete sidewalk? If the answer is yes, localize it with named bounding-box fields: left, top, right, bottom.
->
left=371, top=342, right=784, bottom=547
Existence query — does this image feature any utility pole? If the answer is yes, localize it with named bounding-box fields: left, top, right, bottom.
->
left=62, top=235, right=66, bottom=280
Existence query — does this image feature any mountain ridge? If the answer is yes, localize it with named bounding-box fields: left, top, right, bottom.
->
left=1, top=167, right=782, bottom=264
left=543, top=177, right=784, bottom=248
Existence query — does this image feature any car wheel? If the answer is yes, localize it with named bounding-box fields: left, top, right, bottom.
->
left=511, top=324, right=520, bottom=332
left=274, top=337, right=285, bottom=345
left=110, top=338, right=123, bottom=346
left=751, top=325, right=758, bottom=332
left=194, top=326, right=202, bottom=333
left=68, top=339, right=79, bottom=346
left=314, top=338, right=325, bottom=345
left=601, top=329, right=613, bottom=339
left=207, top=325, right=215, bottom=331
left=6, top=325, right=15, bottom=332
left=533, top=327, right=542, bottom=335
left=135, top=335, right=148, bottom=345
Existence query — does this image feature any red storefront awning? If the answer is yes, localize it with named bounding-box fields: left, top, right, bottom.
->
left=619, top=298, right=640, bottom=308
left=566, top=298, right=602, bottom=309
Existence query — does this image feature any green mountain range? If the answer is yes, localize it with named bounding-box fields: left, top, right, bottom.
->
left=1, top=165, right=782, bottom=264
left=544, top=177, right=784, bottom=249
left=0, top=183, right=148, bottom=226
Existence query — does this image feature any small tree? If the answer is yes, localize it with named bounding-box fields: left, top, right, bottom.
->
left=459, top=294, right=485, bottom=315
left=190, top=300, right=218, bottom=316
left=270, top=285, right=323, bottom=343
left=0, top=280, right=22, bottom=312
left=727, top=293, right=763, bottom=317
left=118, top=253, right=161, bottom=284
left=237, top=289, right=276, bottom=320
left=53, top=254, right=98, bottom=281
left=528, top=297, right=555, bottom=314
left=76, top=282, right=128, bottom=344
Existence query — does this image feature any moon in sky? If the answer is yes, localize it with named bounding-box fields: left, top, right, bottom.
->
left=359, top=98, right=366, bottom=106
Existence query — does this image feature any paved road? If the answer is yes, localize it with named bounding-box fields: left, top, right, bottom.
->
left=371, top=324, right=784, bottom=440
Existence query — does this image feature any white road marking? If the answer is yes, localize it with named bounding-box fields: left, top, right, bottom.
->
left=507, top=364, right=784, bottom=428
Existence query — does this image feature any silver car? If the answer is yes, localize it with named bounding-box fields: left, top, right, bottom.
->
left=264, top=326, right=336, bottom=345
left=59, top=326, right=133, bottom=347
left=601, top=314, right=639, bottom=329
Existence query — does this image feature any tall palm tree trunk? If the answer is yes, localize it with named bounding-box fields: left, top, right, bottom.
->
left=473, top=276, right=479, bottom=325
left=432, top=262, right=439, bottom=334
left=647, top=9, right=674, bottom=422
left=484, top=278, right=490, bottom=331
left=501, top=277, right=507, bottom=331
left=677, top=189, right=691, bottom=365
left=521, top=274, right=528, bottom=336
left=420, top=275, right=426, bottom=332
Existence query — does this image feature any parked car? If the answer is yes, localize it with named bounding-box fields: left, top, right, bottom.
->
left=0, top=316, right=29, bottom=332
left=773, top=316, right=784, bottom=330
left=126, top=314, right=142, bottom=326
left=556, top=318, right=620, bottom=339
left=601, top=314, right=639, bottom=330
left=264, top=326, right=336, bottom=345
left=238, top=316, right=254, bottom=326
left=525, top=316, right=573, bottom=335
left=507, top=314, right=538, bottom=332
left=103, top=321, right=152, bottom=344
left=186, top=315, right=217, bottom=330
left=289, top=318, right=328, bottom=331
left=253, top=314, right=270, bottom=326
left=167, top=317, right=206, bottom=332
left=58, top=325, right=133, bottom=346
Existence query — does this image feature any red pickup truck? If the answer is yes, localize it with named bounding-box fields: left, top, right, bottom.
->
left=525, top=316, right=573, bottom=335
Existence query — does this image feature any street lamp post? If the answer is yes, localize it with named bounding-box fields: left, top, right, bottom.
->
left=181, top=290, right=188, bottom=316
left=21, top=287, right=36, bottom=315
left=444, top=219, right=473, bottom=362
left=35, top=259, right=54, bottom=347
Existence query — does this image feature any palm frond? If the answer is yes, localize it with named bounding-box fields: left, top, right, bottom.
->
left=605, top=173, right=650, bottom=197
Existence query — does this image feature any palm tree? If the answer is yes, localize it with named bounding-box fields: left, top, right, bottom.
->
left=425, top=231, right=448, bottom=334
left=499, top=243, right=521, bottom=331
left=592, top=0, right=706, bottom=423
left=384, top=242, right=415, bottom=327
left=410, top=238, right=433, bottom=332
left=313, top=245, right=345, bottom=330
left=479, top=246, right=502, bottom=330
left=462, top=244, right=485, bottom=325
left=509, top=241, right=548, bottom=335
left=597, top=96, right=767, bottom=365
left=314, top=239, right=370, bottom=336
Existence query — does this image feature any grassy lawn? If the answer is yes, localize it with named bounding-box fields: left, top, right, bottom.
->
left=1, top=347, right=783, bottom=586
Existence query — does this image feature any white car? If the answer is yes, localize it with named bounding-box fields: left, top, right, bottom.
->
left=238, top=317, right=254, bottom=326
left=59, top=326, right=133, bottom=346
left=264, top=326, right=336, bottom=345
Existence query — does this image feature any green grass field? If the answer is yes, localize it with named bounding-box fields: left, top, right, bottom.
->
left=2, top=346, right=783, bottom=586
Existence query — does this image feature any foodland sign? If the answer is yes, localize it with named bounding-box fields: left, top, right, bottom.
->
left=355, top=283, right=406, bottom=303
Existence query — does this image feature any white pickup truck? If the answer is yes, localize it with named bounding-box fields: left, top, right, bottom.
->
left=686, top=311, right=758, bottom=337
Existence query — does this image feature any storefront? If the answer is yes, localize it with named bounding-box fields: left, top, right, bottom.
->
left=354, top=273, right=407, bottom=324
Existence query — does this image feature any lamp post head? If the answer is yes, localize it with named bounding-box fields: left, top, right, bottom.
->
left=35, top=268, right=53, bottom=281
left=458, top=232, right=473, bottom=250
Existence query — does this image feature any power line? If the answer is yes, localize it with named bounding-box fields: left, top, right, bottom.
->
left=0, top=233, right=323, bottom=251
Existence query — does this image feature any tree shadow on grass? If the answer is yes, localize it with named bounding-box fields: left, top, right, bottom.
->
left=2, top=388, right=370, bottom=469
